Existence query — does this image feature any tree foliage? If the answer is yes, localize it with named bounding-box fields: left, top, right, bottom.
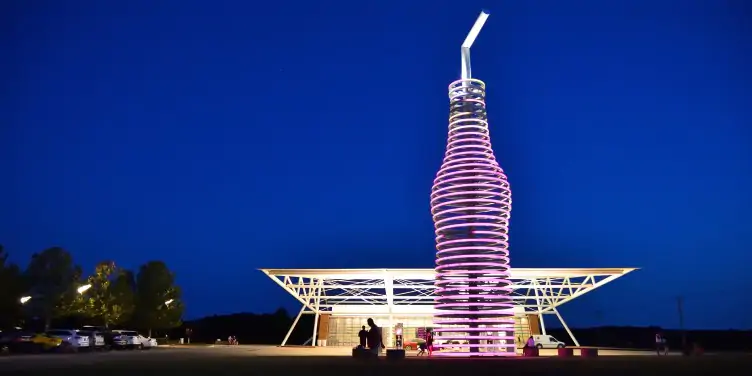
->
left=0, top=243, right=185, bottom=332
left=80, top=261, right=135, bottom=328
left=134, top=261, right=183, bottom=333
left=0, top=245, right=26, bottom=328
left=24, top=247, right=83, bottom=328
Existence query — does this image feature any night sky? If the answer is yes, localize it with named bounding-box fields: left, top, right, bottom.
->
left=2, top=1, right=750, bottom=330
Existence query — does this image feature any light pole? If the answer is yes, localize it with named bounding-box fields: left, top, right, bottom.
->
left=677, top=296, right=686, bottom=350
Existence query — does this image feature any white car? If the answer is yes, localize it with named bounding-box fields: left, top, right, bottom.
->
left=142, top=336, right=158, bottom=348
left=77, top=330, right=106, bottom=349
left=46, top=329, right=90, bottom=349
left=112, top=330, right=157, bottom=350
left=531, top=334, right=566, bottom=349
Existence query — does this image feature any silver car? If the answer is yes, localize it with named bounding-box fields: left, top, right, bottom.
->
left=46, top=329, right=90, bottom=350
left=77, top=330, right=106, bottom=350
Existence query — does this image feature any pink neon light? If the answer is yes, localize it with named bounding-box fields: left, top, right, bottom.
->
left=431, top=78, right=515, bottom=356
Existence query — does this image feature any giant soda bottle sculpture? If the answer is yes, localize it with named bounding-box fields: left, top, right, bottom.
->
left=431, top=10, right=516, bottom=356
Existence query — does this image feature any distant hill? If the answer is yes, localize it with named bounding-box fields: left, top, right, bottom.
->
left=168, top=310, right=751, bottom=351
left=546, top=326, right=752, bottom=351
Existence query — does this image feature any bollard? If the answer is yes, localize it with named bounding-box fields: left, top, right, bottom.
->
left=352, top=347, right=377, bottom=359
left=352, top=347, right=365, bottom=358
left=580, top=348, right=599, bottom=358
left=557, top=347, right=574, bottom=357
left=386, top=349, right=406, bottom=360
left=522, top=347, right=540, bottom=357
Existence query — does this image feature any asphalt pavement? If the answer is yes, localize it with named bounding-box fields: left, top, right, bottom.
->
left=1, top=346, right=750, bottom=376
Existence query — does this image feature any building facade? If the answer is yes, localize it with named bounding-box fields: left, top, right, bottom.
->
left=261, top=267, right=635, bottom=348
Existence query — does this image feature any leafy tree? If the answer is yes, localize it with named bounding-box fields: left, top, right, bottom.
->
left=110, top=269, right=136, bottom=326
left=80, top=261, right=135, bottom=328
left=24, top=247, right=83, bottom=329
left=0, top=245, right=26, bottom=328
left=119, top=269, right=137, bottom=291
left=134, top=261, right=183, bottom=336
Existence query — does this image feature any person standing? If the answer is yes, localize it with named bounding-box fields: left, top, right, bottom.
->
left=357, top=326, right=368, bottom=349
left=525, top=336, right=535, bottom=348
left=661, top=334, right=669, bottom=356
left=655, top=333, right=667, bottom=355
left=426, top=330, right=434, bottom=356
left=366, top=318, right=385, bottom=356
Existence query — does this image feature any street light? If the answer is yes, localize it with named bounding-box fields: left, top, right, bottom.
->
left=164, top=299, right=174, bottom=306
left=19, top=284, right=92, bottom=305
left=77, top=284, right=92, bottom=294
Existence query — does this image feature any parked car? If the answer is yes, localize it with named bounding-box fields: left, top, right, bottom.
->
left=1, top=332, right=68, bottom=354
left=111, top=330, right=156, bottom=350
left=142, top=336, right=158, bottom=348
left=532, top=334, right=566, bottom=349
left=45, top=329, right=90, bottom=350
left=77, top=330, right=106, bottom=350
left=82, top=326, right=117, bottom=350
left=402, top=338, right=426, bottom=350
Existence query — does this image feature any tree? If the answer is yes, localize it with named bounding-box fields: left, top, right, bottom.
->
left=110, top=269, right=136, bottom=326
left=134, top=261, right=183, bottom=336
left=24, top=247, right=83, bottom=330
left=80, top=261, right=135, bottom=328
left=0, top=245, right=26, bottom=328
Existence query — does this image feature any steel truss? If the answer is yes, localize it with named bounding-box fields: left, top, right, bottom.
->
left=260, top=268, right=635, bottom=347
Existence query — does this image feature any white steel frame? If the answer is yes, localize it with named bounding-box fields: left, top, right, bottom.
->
left=260, top=267, right=636, bottom=347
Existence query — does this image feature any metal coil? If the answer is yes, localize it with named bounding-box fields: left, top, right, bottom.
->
left=431, top=78, right=515, bottom=356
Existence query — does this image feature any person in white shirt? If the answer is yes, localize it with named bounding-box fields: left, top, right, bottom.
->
left=655, top=333, right=668, bottom=355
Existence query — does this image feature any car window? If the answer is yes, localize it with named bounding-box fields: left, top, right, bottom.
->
left=549, top=336, right=556, bottom=341
left=120, top=331, right=138, bottom=336
left=78, top=331, right=92, bottom=336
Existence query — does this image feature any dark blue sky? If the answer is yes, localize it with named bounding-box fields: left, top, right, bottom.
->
left=2, top=0, right=750, bottom=329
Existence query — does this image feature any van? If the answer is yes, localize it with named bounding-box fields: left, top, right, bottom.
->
left=532, top=335, right=566, bottom=349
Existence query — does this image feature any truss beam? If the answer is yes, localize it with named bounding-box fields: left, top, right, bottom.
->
left=260, top=268, right=635, bottom=346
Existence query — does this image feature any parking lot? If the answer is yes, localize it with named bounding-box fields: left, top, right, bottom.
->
left=2, top=345, right=752, bottom=376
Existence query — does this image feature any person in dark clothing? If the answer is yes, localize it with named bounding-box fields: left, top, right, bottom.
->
left=417, top=341, right=427, bottom=356
left=366, top=318, right=385, bottom=355
left=357, top=326, right=368, bottom=348
left=426, top=330, right=434, bottom=356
